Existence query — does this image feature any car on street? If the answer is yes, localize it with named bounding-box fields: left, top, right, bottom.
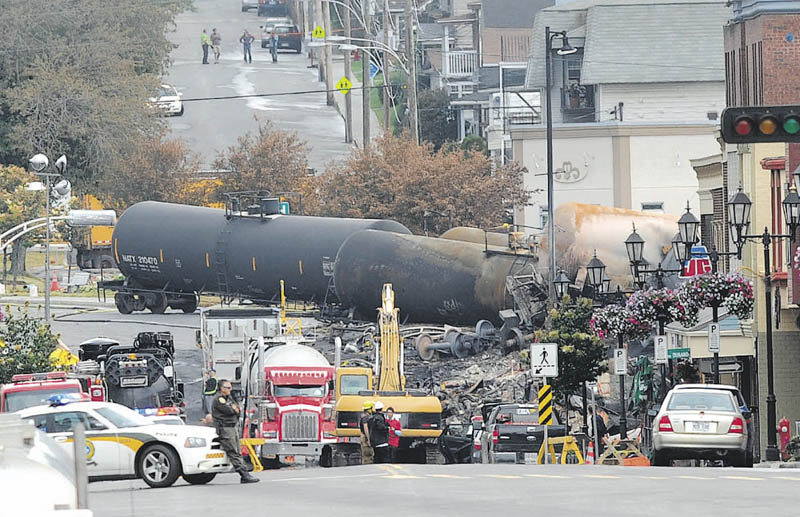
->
left=438, top=422, right=474, bottom=464
left=272, top=23, right=303, bottom=53
left=241, top=0, right=259, bottom=12
left=18, top=400, right=232, bottom=488
left=652, top=387, right=750, bottom=467
left=257, top=0, right=289, bottom=17
left=148, top=84, right=184, bottom=117
left=260, top=17, right=293, bottom=47
left=672, top=383, right=754, bottom=466
left=479, top=403, right=567, bottom=464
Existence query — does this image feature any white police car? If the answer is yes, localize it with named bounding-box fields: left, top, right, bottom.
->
left=18, top=399, right=232, bottom=488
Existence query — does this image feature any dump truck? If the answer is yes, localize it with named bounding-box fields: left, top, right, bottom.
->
left=323, top=284, right=445, bottom=466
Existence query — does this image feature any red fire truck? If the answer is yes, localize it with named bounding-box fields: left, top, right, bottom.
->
left=244, top=343, right=336, bottom=468
left=0, top=372, right=94, bottom=413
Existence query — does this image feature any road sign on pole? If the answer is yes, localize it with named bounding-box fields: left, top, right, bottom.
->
left=531, top=343, right=558, bottom=377
left=654, top=335, right=668, bottom=365
left=614, top=348, right=627, bottom=375
left=708, top=322, right=721, bottom=353
left=667, top=348, right=691, bottom=360
left=538, top=384, right=553, bottom=425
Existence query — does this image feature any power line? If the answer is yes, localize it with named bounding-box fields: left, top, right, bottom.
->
left=180, top=83, right=404, bottom=102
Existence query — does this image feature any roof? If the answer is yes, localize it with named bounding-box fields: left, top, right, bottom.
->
left=526, top=0, right=730, bottom=88
left=481, top=0, right=555, bottom=29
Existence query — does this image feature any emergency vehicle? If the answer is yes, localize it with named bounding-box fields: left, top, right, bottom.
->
left=19, top=399, right=232, bottom=488
left=0, top=371, right=88, bottom=413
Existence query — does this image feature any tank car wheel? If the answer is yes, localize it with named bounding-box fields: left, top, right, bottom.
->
left=451, top=334, right=469, bottom=359
left=506, top=327, right=524, bottom=351
left=475, top=320, right=495, bottom=339
left=147, top=293, right=168, bottom=314
left=415, top=334, right=436, bottom=361
left=180, top=294, right=198, bottom=314
left=115, top=293, right=134, bottom=314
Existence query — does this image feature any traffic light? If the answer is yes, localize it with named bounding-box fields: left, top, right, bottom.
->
left=721, top=105, right=800, bottom=143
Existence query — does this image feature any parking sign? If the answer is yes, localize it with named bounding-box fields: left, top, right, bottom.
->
left=654, top=335, right=668, bottom=365
left=708, top=322, right=720, bottom=353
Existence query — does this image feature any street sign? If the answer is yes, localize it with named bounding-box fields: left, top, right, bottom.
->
left=312, top=25, right=325, bottom=39
left=336, top=77, right=352, bottom=95
left=708, top=322, right=721, bottom=353
left=279, top=202, right=290, bottom=215
left=654, top=335, right=668, bottom=365
left=614, top=349, right=627, bottom=375
left=667, top=348, right=691, bottom=360
left=538, top=384, right=553, bottom=425
left=531, top=343, right=558, bottom=378
left=369, top=62, right=380, bottom=80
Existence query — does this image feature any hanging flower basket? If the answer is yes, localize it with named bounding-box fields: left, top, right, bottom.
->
left=590, top=304, right=652, bottom=341
left=679, top=272, right=754, bottom=320
left=626, top=287, right=701, bottom=329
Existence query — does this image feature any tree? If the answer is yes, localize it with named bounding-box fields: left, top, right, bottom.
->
left=417, top=88, right=458, bottom=151
left=316, top=134, right=528, bottom=235
left=535, top=297, right=608, bottom=399
left=212, top=122, right=316, bottom=208
left=96, top=132, right=202, bottom=214
left=0, top=305, right=60, bottom=384
left=0, top=0, right=191, bottom=189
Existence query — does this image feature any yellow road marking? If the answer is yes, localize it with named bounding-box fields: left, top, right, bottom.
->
left=772, top=476, right=800, bottom=481
left=382, top=474, right=422, bottom=479
left=481, top=474, right=522, bottom=479
left=722, top=476, right=763, bottom=481
left=582, top=474, right=619, bottom=479
left=677, top=475, right=712, bottom=480
left=428, top=474, right=471, bottom=479
left=525, top=474, right=569, bottom=479
left=638, top=476, right=668, bottom=480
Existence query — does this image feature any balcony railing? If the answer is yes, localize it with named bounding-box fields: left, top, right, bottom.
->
left=445, top=50, right=478, bottom=79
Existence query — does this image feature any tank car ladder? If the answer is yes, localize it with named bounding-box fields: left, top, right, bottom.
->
left=214, top=228, right=233, bottom=305
left=505, top=263, right=547, bottom=328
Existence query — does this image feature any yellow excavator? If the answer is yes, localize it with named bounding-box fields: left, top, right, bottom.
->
left=322, top=284, right=444, bottom=466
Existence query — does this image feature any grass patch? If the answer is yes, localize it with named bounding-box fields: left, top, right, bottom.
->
left=349, top=59, right=404, bottom=132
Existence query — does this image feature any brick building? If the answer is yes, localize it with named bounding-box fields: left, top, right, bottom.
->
left=723, top=0, right=800, bottom=460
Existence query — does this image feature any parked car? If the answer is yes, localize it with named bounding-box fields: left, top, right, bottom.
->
left=272, top=23, right=303, bottom=53
left=148, top=84, right=183, bottom=117
left=672, top=383, right=754, bottom=466
left=18, top=400, right=232, bottom=488
left=479, top=403, right=567, bottom=464
left=260, top=17, right=293, bottom=47
left=257, top=0, right=288, bottom=17
left=471, top=415, right=484, bottom=463
left=241, top=0, right=259, bottom=12
left=652, top=387, right=750, bottom=467
left=438, top=422, right=474, bottom=464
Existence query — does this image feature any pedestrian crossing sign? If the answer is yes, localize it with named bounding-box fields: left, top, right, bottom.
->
left=312, top=25, right=325, bottom=39
left=531, top=343, right=558, bottom=378
left=336, top=77, right=352, bottom=95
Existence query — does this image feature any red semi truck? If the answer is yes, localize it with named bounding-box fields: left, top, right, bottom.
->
left=244, top=342, right=337, bottom=468
left=0, top=372, right=91, bottom=412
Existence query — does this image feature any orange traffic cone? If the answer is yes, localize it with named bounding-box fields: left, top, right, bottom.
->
left=586, top=441, right=595, bottom=464
left=50, top=272, right=61, bottom=292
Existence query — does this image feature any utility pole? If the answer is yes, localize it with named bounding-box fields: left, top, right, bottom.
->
left=362, top=0, right=372, bottom=148
left=313, top=0, right=324, bottom=82
left=383, top=0, right=390, bottom=129
left=405, top=0, right=418, bottom=142
left=343, top=0, right=353, bottom=143
left=322, top=0, right=335, bottom=106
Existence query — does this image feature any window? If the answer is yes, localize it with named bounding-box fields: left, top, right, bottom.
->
left=340, top=375, right=369, bottom=395
left=50, top=412, right=106, bottom=433
left=96, top=406, right=149, bottom=428
left=3, top=386, right=82, bottom=413
left=667, top=392, right=735, bottom=412
left=641, top=202, right=664, bottom=212
left=273, top=384, right=326, bottom=397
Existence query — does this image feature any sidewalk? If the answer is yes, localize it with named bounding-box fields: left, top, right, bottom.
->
left=328, top=54, right=382, bottom=149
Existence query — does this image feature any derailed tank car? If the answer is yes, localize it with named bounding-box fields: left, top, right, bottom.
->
left=107, top=201, right=411, bottom=314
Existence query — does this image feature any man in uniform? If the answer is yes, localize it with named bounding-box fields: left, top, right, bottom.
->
left=359, top=401, right=374, bottom=464
left=203, top=369, right=218, bottom=416
left=212, top=380, right=259, bottom=483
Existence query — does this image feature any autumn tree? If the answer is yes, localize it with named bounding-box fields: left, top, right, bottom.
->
left=96, top=132, right=202, bottom=214
left=212, top=122, right=317, bottom=212
left=316, top=134, right=528, bottom=234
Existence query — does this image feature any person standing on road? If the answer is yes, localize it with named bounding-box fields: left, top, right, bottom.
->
left=370, top=401, right=391, bottom=464
left=212, top=380, right=259, bottom=484
left=590, top=406, right=609, bottom=458
left=239, top=30, right=255, bottom=64
left=386, top=407, right=402, bottom=463
left=269, top=31, right=278, bottom=62
left=211, top=28, right=221, bottom=64
left=203, top=369, right=218, bottom=416
left=360, top=401, right=374, bottom=465
left=201, top=29, right=211, bottom=64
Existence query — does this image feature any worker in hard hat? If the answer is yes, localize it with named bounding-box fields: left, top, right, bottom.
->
left=360, top=401, right=375, bottom=464
left=370, top=401, right=391, bottom=464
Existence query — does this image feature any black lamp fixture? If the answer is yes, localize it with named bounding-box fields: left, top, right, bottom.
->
left=678, top=201, right=700, bottom=248
left=586, top=250, right=606, bottom=289
left=553, top=269, right=571, bottom=299
left=728, top=186, right=753, bottom=258
left=782, top=185, right=800, bottom=238
left=624, top=223, right=645, bottom=265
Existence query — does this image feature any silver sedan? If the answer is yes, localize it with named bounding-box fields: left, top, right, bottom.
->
left=652, top=388, right=748, bottom=467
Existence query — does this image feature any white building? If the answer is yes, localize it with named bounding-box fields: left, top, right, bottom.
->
left=510, top=0, right=731, bottom=229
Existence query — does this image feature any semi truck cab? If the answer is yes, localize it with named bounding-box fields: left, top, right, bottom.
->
left=0, top=372, right=86, bottom=413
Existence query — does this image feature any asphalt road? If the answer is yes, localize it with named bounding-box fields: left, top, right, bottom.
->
left=165, top=0, right=352, bottom=170
left=88, top=463, right=800, bottom=517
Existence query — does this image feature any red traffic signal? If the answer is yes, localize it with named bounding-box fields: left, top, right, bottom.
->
left=721, top=106, right=800, bottom=143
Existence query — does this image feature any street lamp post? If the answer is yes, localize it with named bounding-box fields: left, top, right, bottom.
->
left=28, top=153, right=68, bottom=327
left=544, top=27, right=577, bottom=299
left=726, top=184, right=800, bottom=462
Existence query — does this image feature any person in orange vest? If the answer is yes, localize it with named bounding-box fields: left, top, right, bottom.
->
left=386, top=406, right=403, bottom=463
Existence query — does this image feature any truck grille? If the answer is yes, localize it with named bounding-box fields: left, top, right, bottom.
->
left=281, top=411, right=319, bottom=441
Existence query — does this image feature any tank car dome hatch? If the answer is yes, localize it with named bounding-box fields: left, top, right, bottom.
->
left=262, top=344, right=331, bottom=367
